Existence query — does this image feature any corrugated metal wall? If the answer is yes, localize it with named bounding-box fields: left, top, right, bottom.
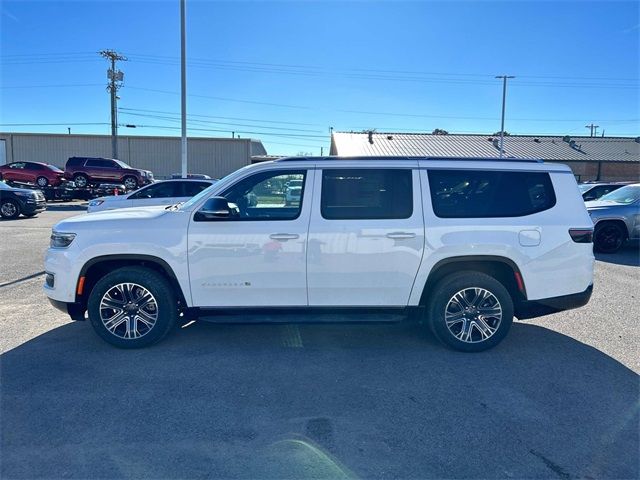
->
left=0, top=133, right=263, bottom=179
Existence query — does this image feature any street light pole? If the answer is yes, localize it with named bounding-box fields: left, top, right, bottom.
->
left=495, top=75, right=515, bottom=158
left=180, top=0, right=188, bottom=178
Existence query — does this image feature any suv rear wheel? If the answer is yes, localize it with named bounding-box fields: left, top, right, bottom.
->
left=73, top=173, right=89, bottom=188
left=123, top=176, right=138, bottom=190
left=427, top=271, right=514, bottom=352
left=87, top=266, right=178, bottom=348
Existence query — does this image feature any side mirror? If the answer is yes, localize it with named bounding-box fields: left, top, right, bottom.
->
left=194, top=196, right=239, bottom=221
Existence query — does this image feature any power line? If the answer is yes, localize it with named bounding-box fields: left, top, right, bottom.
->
left=118, top=106, right=320, bottom=126
left=118, top=111, right=323, bottom=134
left=0, top=83, right=103, bottom=89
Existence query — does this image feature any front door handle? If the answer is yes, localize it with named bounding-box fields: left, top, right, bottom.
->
left=386, top=232, right=416, bottom=239
left=270, top=233, right=300, bottom=241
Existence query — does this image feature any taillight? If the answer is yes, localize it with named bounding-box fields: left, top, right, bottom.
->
left=569, top=228, right=593, bottom=243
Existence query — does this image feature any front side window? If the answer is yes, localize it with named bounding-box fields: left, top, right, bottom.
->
left=221, top=170, right=306, bottom=220
left=428, top=169, right=556, bottom=218
left=321, top=169, right=413, bottom=220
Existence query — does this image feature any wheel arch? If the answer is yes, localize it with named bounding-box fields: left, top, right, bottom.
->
left=418, top=256, right=527, bottom=307
left=593, top=218, right=629, bottom=239
left=77, top=254, right=188, bottom=309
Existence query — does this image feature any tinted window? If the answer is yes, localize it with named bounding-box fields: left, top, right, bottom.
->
left=221, top=170, right=306, bottom=220
left=321, top=169, right=413, bottom=220
left=86, top=159, right=114, bottom=168
left=26, top=163, right=44, bottom=170
left=182, top=181, right=212, bottom=197
left=9, top=163, right=25, bottom=169
left=130, top=182, right=178, bottom=199
left=428, top=169, right=556, bottom=218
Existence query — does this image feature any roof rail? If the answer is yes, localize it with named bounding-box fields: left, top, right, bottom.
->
left=275, top=155, right=544, bottom=164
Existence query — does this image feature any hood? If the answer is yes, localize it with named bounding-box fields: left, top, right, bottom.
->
left=99, top=194, right=129, bottom=203
left=54, top=205, right=170, bottom=231
left=585, top=200, right=623, bottom=210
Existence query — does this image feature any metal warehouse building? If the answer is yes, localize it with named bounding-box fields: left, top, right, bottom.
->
left=330, top=132, right=640, bottom=182
left=0, top=132, right=267, bottom=179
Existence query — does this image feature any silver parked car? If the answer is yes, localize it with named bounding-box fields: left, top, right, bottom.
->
left=586, top=184, right=640, bottom=253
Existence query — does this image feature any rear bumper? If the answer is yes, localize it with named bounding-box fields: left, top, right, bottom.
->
left=516, top=284, right=593, bottom=320
left=48, top=298, right=86, bottom=321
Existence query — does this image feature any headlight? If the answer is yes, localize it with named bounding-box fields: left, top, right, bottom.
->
left=88, top=199, right=104, bottom=207
left=50, top=232, right=76, bottom=248
left=140, top=171, right=148, bottom=177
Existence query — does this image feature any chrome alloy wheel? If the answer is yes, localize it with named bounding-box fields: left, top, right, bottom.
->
left=444, top=288, right=502, bottom=343
left=124, top=177, right=138, bottom=190
left=1, top=202, right=17, bottom=217
left=99, top=283, right=158, bottom=339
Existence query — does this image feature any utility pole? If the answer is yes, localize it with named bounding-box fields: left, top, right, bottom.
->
left=585, top=123, right=600, bottom=137
left=99, top=50, right=127, bottom=159
left=180, top=0, right=188, bottom=178
left=495, top=75, right=515, bottom=158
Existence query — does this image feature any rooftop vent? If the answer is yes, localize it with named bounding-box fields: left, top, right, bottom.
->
left=635, top=137, right=640, bottom=143
left=533, top=138, right=541, bottom=143
left=563, top=135, right=571, bottom=143
left=386, top=135, right=393, bottom=140
left=368, top=131, right=374, bottom=144
left=487, top=137, right=494, bottom=142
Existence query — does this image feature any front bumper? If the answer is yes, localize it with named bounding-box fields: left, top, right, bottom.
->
left=22, top=200, right=47, bottom=215
left=516, top=284, right=593, bottom=320
left=48, top=298, right=86, bottom=321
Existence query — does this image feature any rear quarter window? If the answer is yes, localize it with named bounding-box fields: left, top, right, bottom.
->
left=428, top=169, right=556, bottom=218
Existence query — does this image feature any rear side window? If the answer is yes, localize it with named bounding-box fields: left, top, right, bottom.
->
left=321, top=169, right=413, bottom=220
left=182, top=181, right=211, bottom=197
left=66, top=157, right=83, bottom=167
left=428, top=169, right=556, bottom=218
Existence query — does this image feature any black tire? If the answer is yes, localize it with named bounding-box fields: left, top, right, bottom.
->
left=87, top=266, right=178, bottom=348
left=427, top=271, right=514, bottom=352
left=0, top=199, right=21, bottom=219
left=123, top=176, right=138, bottom=190
left=73, top=173, right=89, bottom=188
left=594, top=222, right=626, bottom=253
left=36, top=176, right=49, bottom=187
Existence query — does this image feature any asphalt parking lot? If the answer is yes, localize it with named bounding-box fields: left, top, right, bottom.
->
left=1, top=203, right=638, bottom=479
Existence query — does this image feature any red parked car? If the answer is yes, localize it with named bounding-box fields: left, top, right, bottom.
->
left=0, top=161, right=65, bottom=187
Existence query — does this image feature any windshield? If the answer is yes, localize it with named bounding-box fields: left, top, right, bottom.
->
left=0, top=181, right=10, bottom=190
left=114, top=159, right=132, bottom=169
left=47, top=164, right=63, bottom=172
left=598, top=185, right=640, bottom=204
left=578, top=184, right=593, bottom=193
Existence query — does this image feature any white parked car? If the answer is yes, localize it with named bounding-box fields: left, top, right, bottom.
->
left=87, top=179, right=215, bottom=213
left=44, top=156, right=594, bottom=351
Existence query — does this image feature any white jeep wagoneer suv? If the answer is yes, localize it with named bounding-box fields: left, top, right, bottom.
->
left=44, top=157, right=594, bottom=352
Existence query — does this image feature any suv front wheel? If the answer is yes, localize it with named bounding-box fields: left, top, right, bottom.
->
left=123, top=176, right=139, bottom=190
left=87, top=266, right=178, bottom=348
left=427, top=271, right=514, bottom=352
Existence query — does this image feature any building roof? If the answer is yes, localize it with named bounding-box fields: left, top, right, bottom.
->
left=330, top=132, right=640, bottom=163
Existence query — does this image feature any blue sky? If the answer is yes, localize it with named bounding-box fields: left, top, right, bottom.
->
left=1, top=0, right=638, bottom=156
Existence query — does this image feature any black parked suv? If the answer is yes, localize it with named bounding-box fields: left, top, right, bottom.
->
left=0, top=181, right=47, bottom=219
left=64, top=157, right=154, bottom=190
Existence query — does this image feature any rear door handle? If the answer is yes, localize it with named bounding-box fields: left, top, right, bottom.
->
left=270, top=233, right=300, bottom=241
left=386, top=232, right=416, bottom=239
